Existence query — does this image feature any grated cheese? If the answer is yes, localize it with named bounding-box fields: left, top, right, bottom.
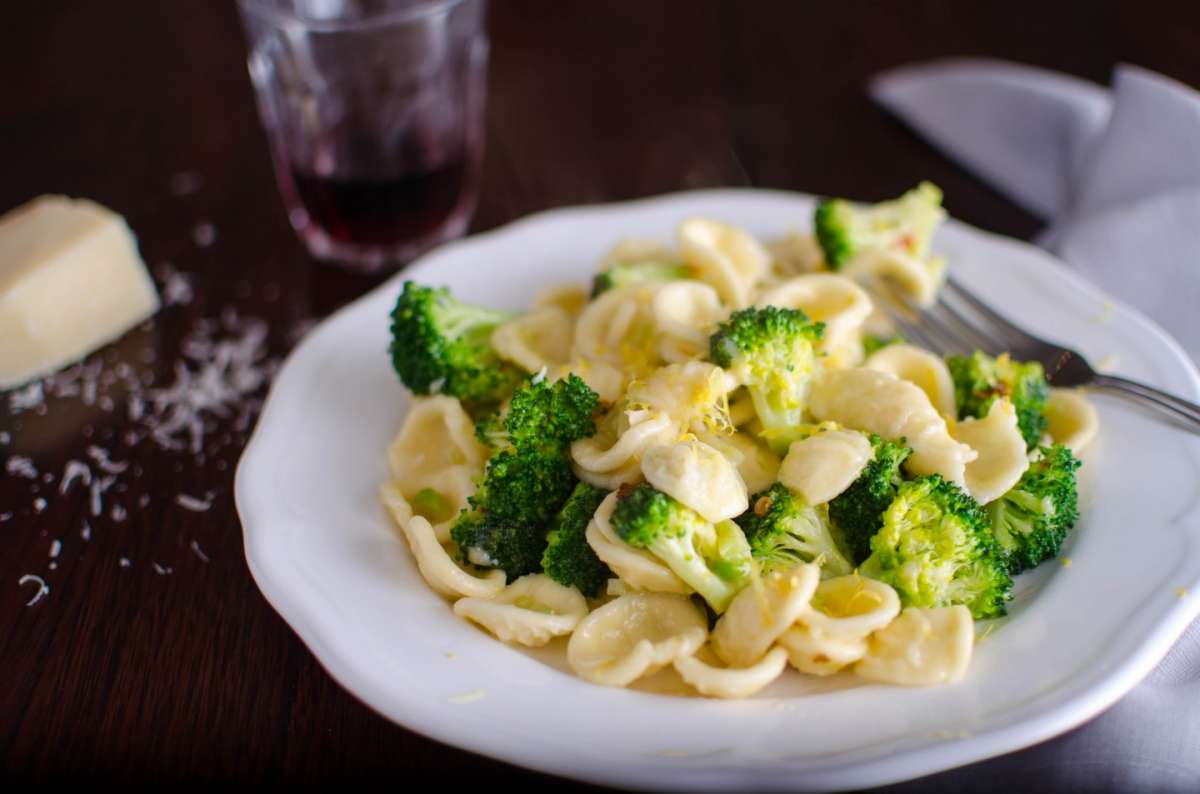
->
left=152, top=562, right=173, bottom=575
left=176, top=494, right=211, bottom=512
left=49, top=539, right=62, bottom=558
left=59, top=461, right=92, bottom=494
left=190, top=540, right=210, bottom=563
left=80, top=522, right=91, bottom=541
left=18, top=574, right=50, bottom=606
left=6, top=456, right=38, bottom=479
left=447, top=690, right=485, bottom=704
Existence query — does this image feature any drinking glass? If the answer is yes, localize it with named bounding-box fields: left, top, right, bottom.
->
left=237, top=0, right=488, bottom=271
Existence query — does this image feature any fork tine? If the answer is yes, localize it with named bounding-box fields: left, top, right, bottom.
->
left=867, top=282, right=953, bottom=354
left=927, top=295, right=1005, bottom=356
left=943, top=277, right=1043, bottom=351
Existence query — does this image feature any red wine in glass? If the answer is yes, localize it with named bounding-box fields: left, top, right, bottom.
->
left=290, top=157, right=470, bottom=248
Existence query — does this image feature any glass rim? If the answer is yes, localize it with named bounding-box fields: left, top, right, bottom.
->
left=236, top=0, right=473, bottom=32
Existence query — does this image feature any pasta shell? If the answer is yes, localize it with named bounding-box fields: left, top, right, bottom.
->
left=379, top=490, right=504, bottom=600
left=600, top=238, right=681, bottom=268
left=801, top=574, right=902, bottom=639
left=453, top=574, right=588, bottom=647
left=585, top=492, right=691, bottom=594
left=756, top=274, right=873, bottom=355
left=386, top=395, right=487, bottom=482
left=696, top=430, right=781, bottom=495
left=381, top=465, right=476, bottom=543
left=854, top=605, right=974, bottom=686
left=625, top=360, right=738, bottom=436
left=549, top=356, right=626, bottom=405
left=863, top=343, right=957, bottom=417
left=641, top=438, right=749, bottom=523
left=677, top=218, right=769, bottom=308
left=567, top=592, right=707, bottom=687
left=777, top=624, right=868, bottom=676
left=952, top=399, right=1030, bottom=505
left=491, top=306, right=573, bottom=373
left=1045, top=388, right=1099, bottom=454
left=533, top=283, right=590, bottom=317
left=653, top=281, right=726, bottom=362
left=842, top=249, right=945, bottom=308
left=572, top=285, right=660, bottom=376
left=711, top=563, right=820, bottom=667
left=808, top=368, right=977, bottom=487
left=778, top=429, right=874, bottom=506
left=673, top=645, right=789, bottom=698
left=571, top=408, right=677, bottom=489
left=766, top=232, right=825, bottom=277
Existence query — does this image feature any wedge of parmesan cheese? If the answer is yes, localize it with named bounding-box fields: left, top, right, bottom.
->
left=0, top=195, right=160, bottom=388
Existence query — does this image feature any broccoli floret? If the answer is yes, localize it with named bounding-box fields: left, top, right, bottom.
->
left=988, top=445, right=1081, bottom=573
left=541, top=482, right=612, bottom=597
left=390, top=282, right=525, bottom=412
left=814, top=182, right=946, bottom=270
left=450, top=376, right=600, bottom=580
left=736, top=483, right=853, bottom=577
left=708, top=306, right=824, bottom=453
left=861, top=475, right=1012, bottom=619
left=591, top=261, right=691, bottom=297
left=450, top=514, right=545, bottom=579
left=947, top=350, right=1050, bottom=449
left=411, top=487, right=455, bottom=525
left=611, top=484, right=754, bottom=613
left=862, top=333, right=906, bottom=356
left=828, top=435, right=912, bottom=564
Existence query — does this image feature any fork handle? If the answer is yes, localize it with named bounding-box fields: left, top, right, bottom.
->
left=1091, top=374, right=1200, bottom=432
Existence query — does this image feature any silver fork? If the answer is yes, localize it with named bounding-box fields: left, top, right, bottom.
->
left=871, top=276, right=1200, bottom=432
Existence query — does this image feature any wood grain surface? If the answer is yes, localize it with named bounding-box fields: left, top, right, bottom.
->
left=3, top=1, right=1198, bottom=788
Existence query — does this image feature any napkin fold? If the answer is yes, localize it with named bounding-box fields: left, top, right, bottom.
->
left=870, top=59, right=1200, bottom=793
left=872, top=59, right=1200, bottom=358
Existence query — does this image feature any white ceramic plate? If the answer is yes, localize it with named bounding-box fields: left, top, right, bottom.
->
left=236, top=190, right=1200, bottom=791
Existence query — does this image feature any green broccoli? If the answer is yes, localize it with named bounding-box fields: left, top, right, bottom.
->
left=708, top=306, right=824, bottom=453
left=988, top=444, right=1081, bottom=573
left=591, top=261, right=692, bottom=297
left=411, top=487, right=455, bottom=525
left=861, top=333, right=906, bottom=356
left=611, top=484, right=754, bottom=613
left=814, top=182, right=946, bottom=270
left=450, top=375, right=599, bottom=580
left=860, top=475, right=1012, bottom=619
left=541, top=482, right=612, bottom=597
left=828, top=434, right=913, bottom=565
left=390, top=281, right=525, bottom=412
left=736, top=483, right=853, bottom=577
left=947, top=350, right=1050, bottom=449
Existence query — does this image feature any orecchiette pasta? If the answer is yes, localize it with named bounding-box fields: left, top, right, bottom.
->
left=600, top=237, right=682, bottom=269
left=652, top=281, right=726, bottom=363
left=710, top=563, right=820, bottom=667
left=1044, top=388, right=1099, bottom=454
left=781, top=575, right=901, bottom=676
left=756, top=274, right=873, bottom=360
left=842, top=248, right=945, bottom=308
left=572, top=285, right=660, bottom=376
left=854, top=605, right=974, bottom=686
left=777, top=429, right=874, bottom=506
left=766, top=232, right=824, bottom=277
left=549, top=356, right=626, bottom=405
left=625, top=360, right=737, bottom=435
left=777, top=624, right=868, bottom=676
left=566, top=592, right=708, bottom=687
left=808, top=368, right=977, bottom=486
left=673, top=645, right=789, bottom=699
left=571, top=407, right=677, bottom=489
left=533, top=283, right=590, bottom=317
left=952, top=399, right=1030, bottom=505
left=863, top=343, right=957, bottom=417
left=386, top=395, right=487, bottom=483
left=641, top=438, right=749, bottom=523
left=453, top=574, right=588, bottom=647
left=677, top=218, right=769, bottom=308
left=696, top=430, right=781, bottom=494
left=491, top=305, right=574, bottom=373
left=379, top=490, right=505, bottom=599
left=585, top=492, right=691, bottom=594
left=382, top=464, right=476, bottom=543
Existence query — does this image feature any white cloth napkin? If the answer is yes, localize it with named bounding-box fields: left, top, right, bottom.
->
left=870, top=60, right=1200, bottom=792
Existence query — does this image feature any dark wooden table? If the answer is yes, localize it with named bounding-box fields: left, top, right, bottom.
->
left=4, top=1, right=1198, bottom=789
